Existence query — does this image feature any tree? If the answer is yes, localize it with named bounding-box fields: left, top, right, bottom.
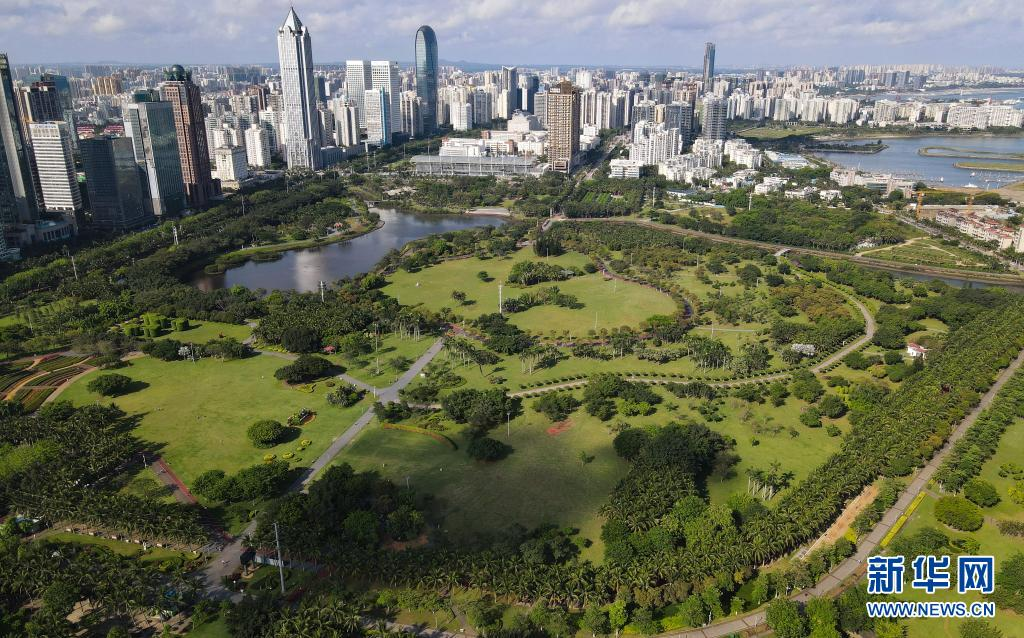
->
left=281, top=326, right=321, bottom=353
left=533, top=392, right=581, bottom=422
left=765, top=599, right=805, bottom=638
left=959, top=619, right=1003, bottom=638
left=581, top=604, right=609, bottom=636
left=791, top=370, right=824, bottom=403
left=247, top=420, right=286, bottom=448
left=805, top=597, right=840, bottom=638
left=818, top=394, right=847, bottom=419
left=963, top=478, right=1000, bottom=507
left=274, top=355, right=333, bottom=384
left=142, top=339, right=184, bottom=361
left=613, top=428, right=650, bottom=460
left=86, top=373, right=135, bottom=397
left=935, top=496, right=984, bottom=531
left=607, top=599, right=628, bottom=638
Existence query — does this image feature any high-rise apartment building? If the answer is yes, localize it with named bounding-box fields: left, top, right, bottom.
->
left=161, top=65, right=216, bottom=208
left=370, top=61, right=401, bottom=143
left=414, top=26, right=438, bottom=134
left=28, top=122, right=81, bottom=213
left=703, top=42, right=716, bottom=93
left=80, top=136, right=152, bottom=231
left=125, top=94, right=187, bottom=217
left=345, top=60, right=372, bottom=129
left=244, top=124, right=272, bottom=168
left=91, top=76, right=123, bottom=96
left=277, top=8, right=322, bottom=170
left=701, top=95, right=727, bottom=140
left=546, top=81, right=580, bottom=173
left=500, top=66, right=519, bottom=119
left=0, top=53, right=38, bottom=225
left=401, top=92, right=423, bottom=139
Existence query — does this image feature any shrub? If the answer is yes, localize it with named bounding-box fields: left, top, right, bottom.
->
left=86, top=373, right=135, bottom=396
left=935, top=496, right=984, bottom=531
left=790, top=370, right=823, bottom=403
left=193, top=470, right=233, bottom=501
left=274, top=355, right=333, bottom=384
left=142, top=339, right=183, bottom=361
left=247, top=420, right=285, bottom=448
left=326, top=383, right=364, bottom=407
left=467, top=436, right=512, bottom=461
left=963, top=478, right=1000, bottom=508
left=206, top=337, right=252, bottom=360
left=800, top=407, right=822, bottom=428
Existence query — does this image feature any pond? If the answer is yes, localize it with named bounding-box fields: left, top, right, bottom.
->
left=191, top=208, right=508, bottom=293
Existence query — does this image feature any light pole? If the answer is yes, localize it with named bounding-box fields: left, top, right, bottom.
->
left=273, top=521, right=286, bottom=594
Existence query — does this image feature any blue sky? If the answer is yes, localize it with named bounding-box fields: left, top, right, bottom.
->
left=1, top=0, right=1022, bottom=67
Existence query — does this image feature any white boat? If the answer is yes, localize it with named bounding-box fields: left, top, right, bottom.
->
left=965, top=182, right=979, bottom=188
left=971, top=171, right=977, bottom=177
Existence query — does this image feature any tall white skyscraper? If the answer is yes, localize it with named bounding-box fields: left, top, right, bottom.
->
left=370, top=61, right=401, bottom=142
left=345, top=60, right=372, bottom=128
left=28, top=122, right=81, bottom=212
left=364, top=88, right=391, bottom=147
left=244, top=124, right=272, bottom=168
left=277, top=8, right=322, bottom=169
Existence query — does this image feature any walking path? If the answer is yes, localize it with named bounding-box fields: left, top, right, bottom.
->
left=152, top=457, right=198, bottom=505
left=660, top=345, right=1024, bottom=638
left=200, top=337, right=446, bottom=600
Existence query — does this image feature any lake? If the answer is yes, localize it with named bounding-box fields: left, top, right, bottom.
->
left=192, top=208, right=507, bottom=293
left=813, top=135, right=1024, bottom=188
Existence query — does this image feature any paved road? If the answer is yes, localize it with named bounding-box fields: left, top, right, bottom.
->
left=200, top=337, right=446, bottom=600
left=661, top=345, right=1024, bottom=638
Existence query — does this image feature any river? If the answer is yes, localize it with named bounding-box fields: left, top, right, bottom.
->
left=191, top=208, right=507, bottom=293
left=813, top=135, right=1024, bottom=188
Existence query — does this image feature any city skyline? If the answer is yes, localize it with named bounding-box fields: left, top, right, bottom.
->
left=2, top=0, right=1022, bottom=68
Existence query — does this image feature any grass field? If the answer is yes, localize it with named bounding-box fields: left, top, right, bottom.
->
left=154, top=320, right=253, bottom=344
left=340, top=401, right=629, bottom=560
left=341, top=382, right=846, bottom=561
left=330, top=332, right=437, bottom=387
left=38, top=531, right=197, bottom=563
left=894, top=416, right=1024, bottom=638
left=58, top=354, right=371, bottom=488
left=859, top=237, right=991, bottom=270
left=382, top=248, right=677, bottom=334
left=953, top=160, right=1024, bottom=172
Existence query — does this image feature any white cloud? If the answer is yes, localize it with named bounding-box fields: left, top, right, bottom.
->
left=0, top=0, right=1021, bottom=65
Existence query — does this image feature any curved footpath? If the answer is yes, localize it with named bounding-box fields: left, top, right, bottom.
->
left=543, top=216, right=1024, bottom=286
left=511, top=282, right=875, bottom=399
left=661, top=345, right=1024, bottom=638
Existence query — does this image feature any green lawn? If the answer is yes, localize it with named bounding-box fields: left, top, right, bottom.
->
left=340, top=382, right=845, bottom=562
left=155, top=320, right=252, bottom=345
left=330, top=333, right=437, bottom=387
left=893, top=416, right=1024, bottom=638
left=383, top=248, right=677, bottom=334
left=340, top=401, right=629, bottom=561
left=57, top=353, right=372, bottom=488
left=860, top=238, right=991, bottom=270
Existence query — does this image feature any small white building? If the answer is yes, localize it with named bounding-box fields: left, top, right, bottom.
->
left=214, top=146, right=249, bottom=184
left=907, top=342, right=929, bottom=359
left=609, top=159, right=642, bottom=179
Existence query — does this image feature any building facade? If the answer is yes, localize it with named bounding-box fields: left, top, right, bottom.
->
left=124, top=96, right=187, bottom=216
left=28, top=122, right=81, bottom=213
left=414, top=25, right=439, bottom=134
left=81, top=136, right=152, bottom=230
left=546, top=81, right=580, bottom=173
left=277, top=8, right=323, bottom=169
left=161, top=65, right=216, bottom=208
left=0, top=53, right=38, bottom=226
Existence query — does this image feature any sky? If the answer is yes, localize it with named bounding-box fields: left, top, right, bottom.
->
left=1, top=0, right=1023, bottom=68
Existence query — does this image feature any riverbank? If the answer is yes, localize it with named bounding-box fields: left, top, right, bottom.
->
left=203, top=218, right=384, bottom=275
left=953, top=161, right=1024, bottom=172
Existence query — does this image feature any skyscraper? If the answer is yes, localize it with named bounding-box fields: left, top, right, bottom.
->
left=500, top=66, right=519, bottom=118
left=370, top=61, right=401, bottom=142
left=546, top=81, right=580, bottom=173
left=345, top=60, right=372, bottom=128
left=17, top=81, right=62, bottom=129
left=363, top=88, right=391, bottom=147
left=0, top=53, right=38, bottom=226
left=28, top=122, right=81, bottom=213
left=701, top=95, right=727, bottom=140
left=124, top=94, right=187, bottom=217
left=277, top=8, right=322, bottom=169
left=414, top=26, right=439, bottom=134
left=703, top=42, right=716, bottom=93
left=161, top=65, right=216, bottom=208
left=81, top=136, right=152, bottom=231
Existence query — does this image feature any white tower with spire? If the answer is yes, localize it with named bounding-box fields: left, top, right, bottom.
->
left=277, top=7, right=322, bottom=170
